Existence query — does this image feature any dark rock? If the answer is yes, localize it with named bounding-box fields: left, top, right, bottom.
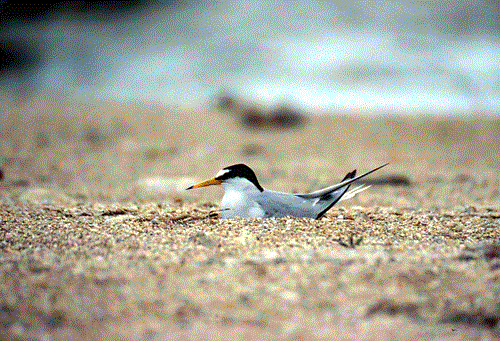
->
left=359, top=175, right=411, bottom=187
left=269, top=105, right=306, bottom=129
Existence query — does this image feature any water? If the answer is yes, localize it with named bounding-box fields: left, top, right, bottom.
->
left=3, top=0, right=500, bottom=115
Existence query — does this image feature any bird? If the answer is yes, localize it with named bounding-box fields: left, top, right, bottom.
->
left=186, top=163, right=388, bottom=219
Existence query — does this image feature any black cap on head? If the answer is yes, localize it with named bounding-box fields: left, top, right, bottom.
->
left=216, top=164, right=263, bottom=191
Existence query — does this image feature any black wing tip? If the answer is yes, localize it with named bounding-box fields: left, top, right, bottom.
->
left=315, top=164, right=388, bottom=219
left=186, top=186, right=193, bottom=190
left=344, top=169, right=356, bottom=180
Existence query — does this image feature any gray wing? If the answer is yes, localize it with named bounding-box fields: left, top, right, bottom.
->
left=255, top=191, right=319, bottom=218
left=297, top=163, right=389, bottom=199
left=299, top=170, right=356, bottom=219
left=254, top=172, right=355, bottom=219
left=296, top=163, right=389, bottom=219
left=255, top=164, right=388, bottom=219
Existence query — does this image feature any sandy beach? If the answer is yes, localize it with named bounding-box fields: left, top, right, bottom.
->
left=1, top=98, right=499, bottom=340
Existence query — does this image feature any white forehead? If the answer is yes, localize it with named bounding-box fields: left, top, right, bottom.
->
left=216, top=168, right=231, bottom=178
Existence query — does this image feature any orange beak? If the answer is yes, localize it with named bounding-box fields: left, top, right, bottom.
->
left=186, top=177, right=222, bottom=190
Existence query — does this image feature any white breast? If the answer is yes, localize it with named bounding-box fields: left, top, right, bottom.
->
left=220, top=183, right=265, bottom=218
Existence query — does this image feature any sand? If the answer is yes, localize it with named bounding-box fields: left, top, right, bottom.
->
left=1, top=97, right=500, bottom=340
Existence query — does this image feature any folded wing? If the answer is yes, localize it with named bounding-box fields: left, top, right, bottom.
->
left=297, top=170, right=356, bottom=219
left=254, top=163, right=388, bottom=219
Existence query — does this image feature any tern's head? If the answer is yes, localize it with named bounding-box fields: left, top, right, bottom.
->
left=187, top=164, right=264, bottom=192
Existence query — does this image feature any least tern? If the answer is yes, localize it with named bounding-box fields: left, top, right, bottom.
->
left=187, top=163, right=388, bottom=219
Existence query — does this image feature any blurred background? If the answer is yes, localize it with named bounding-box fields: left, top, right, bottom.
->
left=1, top=1, right=499, bottom=209
left=1, top=0, right=499, bottom=115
